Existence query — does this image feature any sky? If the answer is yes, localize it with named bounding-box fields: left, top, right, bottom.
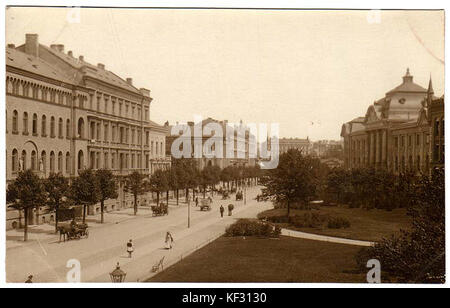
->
left=5, top=8, right=445, bottom=140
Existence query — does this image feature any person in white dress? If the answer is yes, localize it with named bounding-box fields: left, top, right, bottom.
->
left=165, top=232, right=174, bottom=249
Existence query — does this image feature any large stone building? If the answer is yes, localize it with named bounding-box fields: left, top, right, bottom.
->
left=164, top=118, right=256, bottom=169
left=6, top=34, right=168, bottom=229
left=341, top=69, right=444, bottom=174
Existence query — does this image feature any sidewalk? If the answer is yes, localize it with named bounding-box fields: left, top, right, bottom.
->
left=281, top=228, right=375, bottom=247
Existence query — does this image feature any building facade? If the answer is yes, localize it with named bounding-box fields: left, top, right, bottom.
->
left=341, top=69, right=444, bottom=174
left=278, top=138, right=311, bottom=155
left=6, top=34, right=168, bottom=229
left=164, top=118, right=256, bottom=170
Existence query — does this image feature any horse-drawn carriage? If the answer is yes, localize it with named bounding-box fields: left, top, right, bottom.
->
left=151, top=203, right=168, bottom=216
left=236, top=191, right=243, bottom=201
left=200, top=198, right=212, bottom=211
left=58, top=221, right=89, bottom=242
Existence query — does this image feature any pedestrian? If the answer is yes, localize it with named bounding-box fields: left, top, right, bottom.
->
left=195, top=197, right=198, bottom=207
left=25, top=275, right=33, bottom=283
left=165, top=231, right=174, bottom=249
left=127, top=239, right=134, bottom=258
left=220, top=205, right=224, bottom=218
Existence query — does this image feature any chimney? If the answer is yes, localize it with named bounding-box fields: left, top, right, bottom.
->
left=56, top=44, right=64, bottom=52
left=126, top=78, right=133, bottom=85
left=68, top=51, right=73, bottom=57
left=97, top=63, right=105, bottom=69
left=7, top=44, right=15, bottom=48
left=79, top=55, right=84, bottom=62
left=25, top=33, right=39, bottom=57
left=50, top=44, right=58, bottom=50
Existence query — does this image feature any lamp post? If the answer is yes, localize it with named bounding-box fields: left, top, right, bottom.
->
left=109, top=262, right=127, bottom=283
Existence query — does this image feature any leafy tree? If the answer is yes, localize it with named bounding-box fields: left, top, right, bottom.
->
left=6, top=170, right=47, bottom=241
left=96, top=169, right=118, bottom=223
left=356, top=169, right=445, bottom=283
left=124, top=171, right=147, bottom=215
left=150, top=169, right=169, bottom=207
left=44, top=172, right=70, bottom=232
left=260, top=149, right=320, bottom=217
left=70, top=169, right=100, bottom=223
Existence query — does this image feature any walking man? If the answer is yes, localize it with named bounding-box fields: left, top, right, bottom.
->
left=25, top=275, right=33, bottom=283
left=220, top=205, right=224, bottom=218
left=195, top=197, right=199, bottom=207
left=127, top=239, right=134, bottom=258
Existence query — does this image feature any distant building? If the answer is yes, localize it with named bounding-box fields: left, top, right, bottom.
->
left=164, top=118, right=256, bottom=169
left=311, top=140, right=343, bottom=158
left=278, top=138, right=311, bottom=155
left=341, top=69, right=444, bottom=174
left=6, top=34, right=168, bottom=229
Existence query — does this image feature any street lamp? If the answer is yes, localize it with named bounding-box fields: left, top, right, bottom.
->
left=109, top=262, right=126, bottom=283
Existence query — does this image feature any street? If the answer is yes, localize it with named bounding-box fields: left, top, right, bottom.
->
left=6, top=186, right=271, bottom=282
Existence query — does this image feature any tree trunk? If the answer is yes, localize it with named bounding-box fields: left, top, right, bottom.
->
left=156, top=192, right=160, bottom=206
left=24, top=207, right=29, bottom=242
left=287, top=200, right=290, bottom=218
left=55, top=205, right=59, bottom=233
left=176, top=189, right=179, bottom=205
left=166, top=191, right=169, bottom=206
left=134, top=194, right=138, bottom=215
left=101, top=200, right=105, bottom=223
left=185, top=188, right=189, bottom=202
left=82, top=205, right=87, bottom=223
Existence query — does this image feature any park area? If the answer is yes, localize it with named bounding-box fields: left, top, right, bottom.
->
left=258, top=205, right=411, bottom=242
left=147, top=235, right=366, bottom=283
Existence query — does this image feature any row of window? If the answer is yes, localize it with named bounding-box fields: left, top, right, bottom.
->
left=10, top=149, right=157, bottom=175
left=8, top=110, right=71, bottom=139
left=89, top=94, right=149, bottom=121
left=88, top=151, right=151, bottom=170
left=11, top=149, right=71, bottom=174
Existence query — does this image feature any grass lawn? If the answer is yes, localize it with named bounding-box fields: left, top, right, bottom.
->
left=259, top=206, right=411, bottom=242
left=147, top=236, right=366, bottom=283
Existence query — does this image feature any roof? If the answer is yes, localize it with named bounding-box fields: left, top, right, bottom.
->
left=386, top=82, right=428, bottom=95
left=40, top=45, right=142, bottom=94
left=6, top=47, right=74, bottom=84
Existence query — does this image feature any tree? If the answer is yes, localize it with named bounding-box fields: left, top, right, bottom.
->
left=70, top=169, right=100, bottom=223
left=260, top=149, right=320, bottom=217
left=356, top=169, right=445, bottom=283
left=6, top=170, right=47, bottom=241
left=96, top=169, right=118, bottom=223
left=124, top=171, right=147, bottom=215
left=150, top=169, right=169, bottom=207
left=44, top=172, right=70, bottom=232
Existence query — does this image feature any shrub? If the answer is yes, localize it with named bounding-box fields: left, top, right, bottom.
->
left=225, top=219, right=280, bottom=238
left=288, top=212, right=328, bottom=228
left=327, top=217, right=351, bottom=229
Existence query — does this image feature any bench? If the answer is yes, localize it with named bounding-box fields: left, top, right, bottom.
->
left=151, top=256, right=165, bottom=273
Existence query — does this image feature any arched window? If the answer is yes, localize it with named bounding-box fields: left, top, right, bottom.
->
left=31, top=150, right=37, bottom=170
left=90, top=122, right=96, bottom=140
left=78, top=118, right=85, bottom=139
left=12, top=149, right=18, bottom=172
left=41, top=151, right=46, bottom=173
left=58, top=118, right=63, bottom=138
left=58, top=152, right=63, bottom=172
left=50, top=151, right=55, bottom=173
left=50, top=116, right=55, bottom=137
left=66, top=119, right=70, bottom=138
left=66, top=152, right=71, bottom=174
left=23, top=112, right=28, bottom=134
left=21, top=150, right=27, bottom=170
left=32, top=114, right=38, bottom=135
left=78, top=150, right=84, bottom=170
left=41, top=115, right=47, bottom=136
left=12, top=110, right=18, bottom=133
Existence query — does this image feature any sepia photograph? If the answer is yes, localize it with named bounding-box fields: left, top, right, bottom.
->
left=2, top=2, right=446, bottom=291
